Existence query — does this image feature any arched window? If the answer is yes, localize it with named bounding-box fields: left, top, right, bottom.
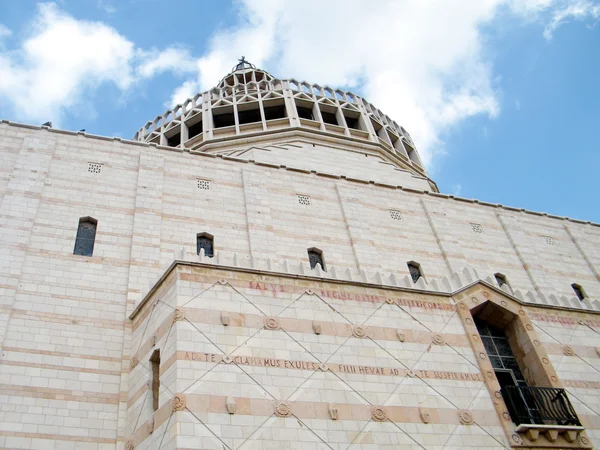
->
left=407, top=262, right=422, bottom=283
left=150, top=350, right=160, bottom=412
left=73, top=217, right=97, bottom=256
left=495, top=273, right=508, bottom=288
left=572, top=283, right=586, bottom=301
left=196, top=233, right=214, bottom=258
left=307, top=248, right=325, bottom=271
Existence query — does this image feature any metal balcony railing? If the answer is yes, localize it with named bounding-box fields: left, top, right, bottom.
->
left=502, top=386, right=581, bottom=426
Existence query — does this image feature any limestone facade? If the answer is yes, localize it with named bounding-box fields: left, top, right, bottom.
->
left=0, top=63, right=599, bottom=449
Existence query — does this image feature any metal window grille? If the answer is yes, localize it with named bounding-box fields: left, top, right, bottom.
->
left=408, top=263, right=421, bottom=283
left=470, top=223, right=483, bottom=233
left=73, top=219, right=97, bottom=256
left=390, top=210, right=402, bottom=220
left=197, top=235, right=214, bottom=257
left=297, top=195, right=311, bottom=206
left=197, top=179, right=211, bottom=190
left=88, top=163, right=102, bottom=174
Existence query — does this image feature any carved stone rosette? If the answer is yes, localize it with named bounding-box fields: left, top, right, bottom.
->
left=396, top=330, right=406, bottom=342
left=371, top=407, right=387, bottom=422
left=432, top=334, right=445, bottom=345
left=264, top=317, right=280, bottom=330
left=352, top=326, right=367, bottom=338
left=125, top=440, right=134, bottom=450
left=173, top=308, right=185, bottom=322
left=172, top=393, right=186, bottom=412
left=458, top=410, right=474, bottom=425
left=130, top=356, right=139, bottom=370
left=563, top=345, right=575, bottom=356
left=419, top=407, right=431, bottom=424
left=274, top=401, right=292, bottom=417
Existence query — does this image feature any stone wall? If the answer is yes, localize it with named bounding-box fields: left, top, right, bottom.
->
left=0, top=121, right=599, bottom=448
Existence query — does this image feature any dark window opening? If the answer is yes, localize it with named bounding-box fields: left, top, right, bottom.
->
left=264, top=105, right=286, bottom=121
left=344, top=115, right=359, bottom=129
left=167, top=133, right=180, bottom=147
left=188, top=121, right=203, bottom=139
left=320, top=111, right=338, bottom=125
left=197, top=234, right=214, bottom=258
left=495, top=273, right=508, bottom=288
left=74, top=218, right=97, bottom=256
left=238, top=108, right=262, bottom=125
left=407, top=262, right=422, bottom=283
left=572, top=283, right=586, bottom=300
left=308, top=248, right=325, bottom=270
left=150, top=350, right=160, bottom=412
left=296, top=106, right=314, bottom=120
left=475, top=317, right=526, bottom=386
left=213, top=112, right=235, bottom=128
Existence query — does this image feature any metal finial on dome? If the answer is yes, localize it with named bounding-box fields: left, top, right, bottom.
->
left=233, top=56, right=256, bottom=72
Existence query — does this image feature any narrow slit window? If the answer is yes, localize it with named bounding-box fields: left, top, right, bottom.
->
left=407, top=262, right=422, bottom=283
left=150, top=350, right=160, bottom=412
left=73, top=217, right=97, bottom=256
left=308, top=248, right=325, bottom=271
left=197, top=233, right=214, bottom=258
left=572, top=283, right=586, bottom=301
left=495, top=273, right=508, bottom=288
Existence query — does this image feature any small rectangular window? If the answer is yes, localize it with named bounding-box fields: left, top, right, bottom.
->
left=197, top=234, right=214, bottom=258
left=320, top=111, right=338, bottom=125
left=572, top=283, right=586, bottom=301
left=150, top=350, right=160, bottom=412
left=407, top=262, right=422, bottom=283
left=167, top=133, right=180, bottom=147
left=308, top=249, right=325, bottom=271
left=74, top=218, right=97, bottom=256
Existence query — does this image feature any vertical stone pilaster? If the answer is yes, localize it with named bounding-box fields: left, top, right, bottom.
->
left=495, top=211, right=541, bottom=293
left=0, top=131, right=55, bottom=348
left=419, top=198, right=454, bottom=275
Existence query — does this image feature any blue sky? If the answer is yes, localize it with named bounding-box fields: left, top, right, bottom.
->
left=0, top=0, right=599, bottom=221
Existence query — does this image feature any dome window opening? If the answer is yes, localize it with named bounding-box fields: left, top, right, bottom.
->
left=263, top=100, right=287, bottom=121
left=212, top=105, right=235, bottom=129
left=295, top=99, right=315, bottom=121
left=319, top=105, right=338, bottom=126
left=166, top=128, right=181, bottom=148
left=186, top=116, right=203, bottom=140
left=237, top=103, right=262, bottom=125
left=343, top=109, right=360, bottom=130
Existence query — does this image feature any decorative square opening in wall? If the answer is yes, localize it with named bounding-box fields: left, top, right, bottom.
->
left=88, top=162, right=102, bottom=174
left=297, top=194, right=311, bottom=206
left=197, top=179, right=211, bottom=190
left=544, top=236, right=555, bottom=245
left=390, top=210, right=402, bottom=220
left=470, top=223, right=483, bottom=233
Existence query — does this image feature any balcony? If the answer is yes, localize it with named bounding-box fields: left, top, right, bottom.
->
left=502, top=386, right=585, bottom=444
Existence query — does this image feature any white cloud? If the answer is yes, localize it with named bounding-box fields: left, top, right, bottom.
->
left=543, top=0, right=600, bottom=39
left=166, top=79, right=199, bottom=108
left=0, top=3, right=195, bottom=126
left=137, top=47, right=197, bottom=78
